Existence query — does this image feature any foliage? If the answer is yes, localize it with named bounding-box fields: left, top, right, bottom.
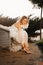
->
left=29, top=0, right=43, bottom=7
left=26, top=18, right=43, bottom=36
left=0, top=16, right=19, bottom=26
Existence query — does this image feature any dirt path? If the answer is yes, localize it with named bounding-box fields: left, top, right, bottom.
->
left=0, top=43, right=42, bottom=65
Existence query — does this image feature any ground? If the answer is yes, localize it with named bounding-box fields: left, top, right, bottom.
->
left=0, top=43, right=43, bottom=65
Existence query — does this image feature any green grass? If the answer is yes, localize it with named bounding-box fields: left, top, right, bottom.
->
left=35, top=39, right=43, bottom=44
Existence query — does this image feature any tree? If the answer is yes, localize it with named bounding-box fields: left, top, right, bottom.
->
left=28, top=0, right=43, bottom=39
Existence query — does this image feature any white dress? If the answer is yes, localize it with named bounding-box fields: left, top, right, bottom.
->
left=9, top=25, right=28, bottom=52
left=9, top=25, right=28, bottom=44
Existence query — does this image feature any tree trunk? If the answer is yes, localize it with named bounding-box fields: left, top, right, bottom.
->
left=40, top=7, right=42, bottom=40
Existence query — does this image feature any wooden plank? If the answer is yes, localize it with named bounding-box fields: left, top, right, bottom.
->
left=0, top=29, right=11, bottom=47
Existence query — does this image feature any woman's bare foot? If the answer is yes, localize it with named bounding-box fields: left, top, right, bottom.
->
left=24, top=47, right=31, bottom=54
left=22, top=43, right=31, bottom=54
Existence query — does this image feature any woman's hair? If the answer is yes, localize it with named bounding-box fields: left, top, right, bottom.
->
left=20, top=16, right=28, bottom=24
left=20, top=16, right=28, bottom=21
